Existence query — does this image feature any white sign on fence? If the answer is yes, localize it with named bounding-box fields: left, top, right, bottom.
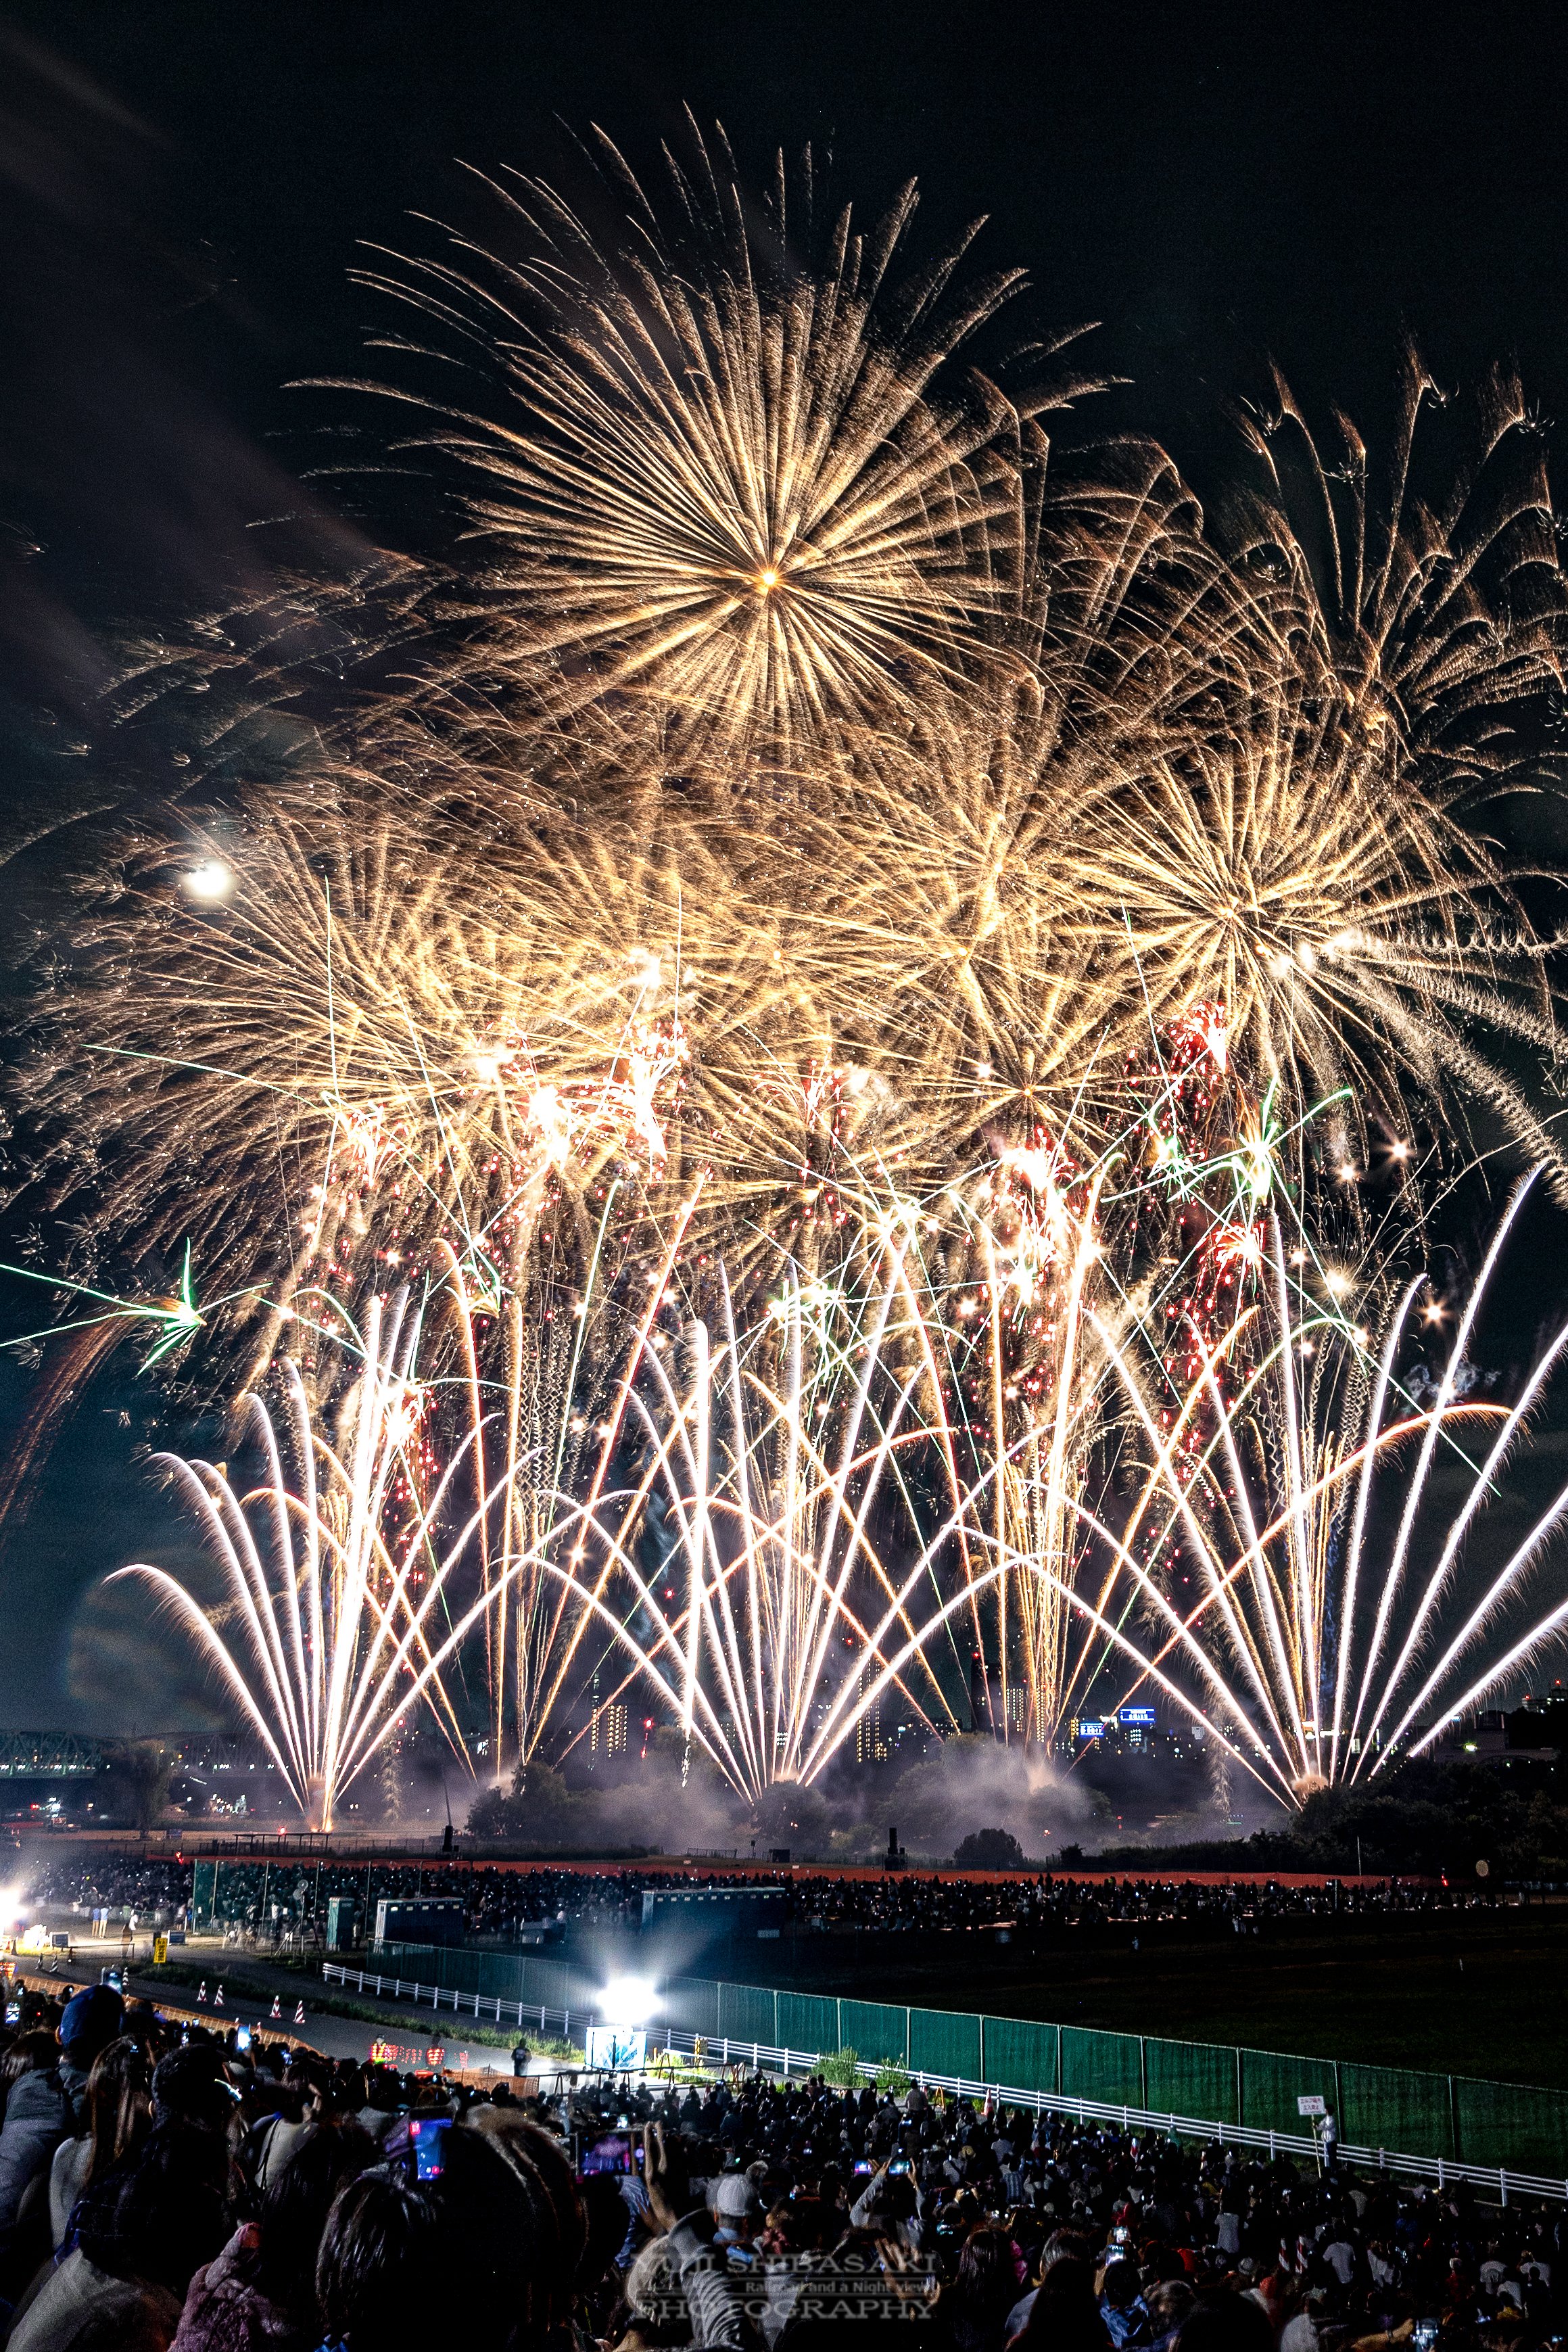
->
left=1297, top=2094, right=1327, bottom=2117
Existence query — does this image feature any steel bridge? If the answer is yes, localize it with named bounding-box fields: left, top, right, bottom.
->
left=0, top=1734, right=105, bottom=1778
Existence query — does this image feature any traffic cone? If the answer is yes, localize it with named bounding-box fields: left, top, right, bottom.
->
left=293, top=2000, right=306, bottom=2025
left=214, top=1984, right=224, bottom=2008
left=197, top=1981, right=207, bottom=2004
left=270, top=1997, right=281, bottom=2020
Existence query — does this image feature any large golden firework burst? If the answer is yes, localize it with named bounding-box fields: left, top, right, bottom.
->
left=11, top=127, right=1568, bottom=1803
left=337, top=120, right=1105, bottom=759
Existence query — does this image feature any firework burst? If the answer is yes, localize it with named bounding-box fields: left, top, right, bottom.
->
left=336, top=120, right=1106, bottom=759
left=7, top=131, right=1568, bottom=1820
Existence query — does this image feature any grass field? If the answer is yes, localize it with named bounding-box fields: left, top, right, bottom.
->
left=743, top=1905, right=1568, bottom=2089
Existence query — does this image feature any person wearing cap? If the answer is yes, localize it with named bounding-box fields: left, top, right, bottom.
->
left=0, top=1988, right=124, bottom=2242
left=710, top=2165, right=761, bottom=2247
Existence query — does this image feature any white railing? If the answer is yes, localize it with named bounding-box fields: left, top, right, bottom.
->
left=320, top=1962, right=1568, bottom=2207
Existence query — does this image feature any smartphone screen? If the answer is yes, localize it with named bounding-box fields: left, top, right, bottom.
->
left=888, top=2160, right=911, bottom=2175
left=235, top=2025, right=253, bottom=2053
left=853, top=2160, right=874, bottom=2175
left=411, top=2118, right=452, bottom=2181
left=582, top=2133, right=642, bottom=2176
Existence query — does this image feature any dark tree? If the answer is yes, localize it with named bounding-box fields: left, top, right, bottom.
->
left=954, top=1827, right=1026, bottom=1871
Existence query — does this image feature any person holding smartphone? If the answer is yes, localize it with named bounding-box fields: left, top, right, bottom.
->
left=636, top=2123, right=756, bottom=2350
left=847, top=2157, right=924, bottom=2251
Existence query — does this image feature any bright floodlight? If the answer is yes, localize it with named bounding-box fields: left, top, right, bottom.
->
left=600, top=1977, right=657, bottom=2027
left=184, top=861, right=233, bottom=901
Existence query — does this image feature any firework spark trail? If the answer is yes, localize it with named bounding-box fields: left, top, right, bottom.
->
left=525, top=1235, right=962, bottom=1799
left=101, top=1151, right=1110, bottom=1809
left=9, top=133, right=1568, bottom=1816
left=111, top=1290, right=504, bottom=1827
left=1055, top=1187, right=1568, bottom=1795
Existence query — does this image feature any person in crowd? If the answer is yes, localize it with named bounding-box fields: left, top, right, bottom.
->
left=1144, top=2279, right=1194, bottom=2352
left=709, top=2169, right=761, bottom=2250
left=1004, top=2225, right=1093, bottom=2339
left=1100, top=2257, right=1151, bottom=2347
left=1012, top=2255, right=1109, bottom=2352
left=49, top=2037, right=155, bottom=2250
left=0, top=1989, right=125, bottom=2236
left=9, top=2111, right=232, bottom=2352
left=848, top=2161, right=922, bottom=2251
left=1, top=2038, right=62, bottom=2130
left=318, top=2118, right=586, bottom=2352
left=244, top=2062, right=330, bottom=2196
left=937, top=2224, right=1026, bottom=2352
left=312, top=2175, right=441, bottom=2352
left=170, top=2120, right=372, bottom=2352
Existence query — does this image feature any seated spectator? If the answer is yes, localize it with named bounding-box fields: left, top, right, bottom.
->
left=9, top=2119, right=232, bottom=2352
left=1006, top=2229, right=1093, bottom=2341
left=1, top=2036, right=62, bottom=2127
left=170, top=2120, right=371, bottom=2352
left=0, top=1990, right=124, bottom=2235
left=49, top=2038, right=155, bottom=2250
left=1013, top=2255, right=1110, bottom=2352
left=1101, top=2259, right=1151, bottom=2348
left=939, top=2225, right=1026, bottom=2352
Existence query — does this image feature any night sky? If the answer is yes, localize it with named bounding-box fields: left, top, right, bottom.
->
left=5, top=0, right=1568, bottom=1728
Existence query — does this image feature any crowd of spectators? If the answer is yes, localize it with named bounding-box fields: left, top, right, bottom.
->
left=11, top=1863, right=190, bottom=1923
left=12, top=1856, right=1496, bottom=1949
left=0, top=1977, right=1559, bottom=2352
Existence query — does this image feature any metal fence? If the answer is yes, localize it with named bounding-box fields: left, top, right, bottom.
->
left=360, top=1937, right=1568, bottom=2180
left=324, top=1958, right=1568, bottom=2207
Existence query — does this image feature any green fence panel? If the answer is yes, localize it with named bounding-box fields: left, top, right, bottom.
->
left=516, top=1956, right=592, bottom=2013
left=191, top=1861, right=217, bottom=1931
left=1455, top=2075, right=1568, bottom=2176
left=357, top=1949, right=1568, bottom=2170
left=1145, top=2037, right=1238, bottom=2125
left=983, top=2016, right=1058, bottom=2095
left=1239, top=2047, right=1335, bottom=2136
left=839, top=2000, right=909, bottom=2067
left=1340, top=2062, right=1452, bottom=2162
left=665, top=1977, right=721, bottom=2038
left=910, top=2007, right=981, bottom=2081
left=379, top=1942, right=477, bottom=1994
left=1062, top=2026, right=1143, bottom=2107
left=718, top=1982, right=777, bottom=2046
left=778, top=1992, right=838, bottom=2057
left=379, top=1943, right=602, bottom=2017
